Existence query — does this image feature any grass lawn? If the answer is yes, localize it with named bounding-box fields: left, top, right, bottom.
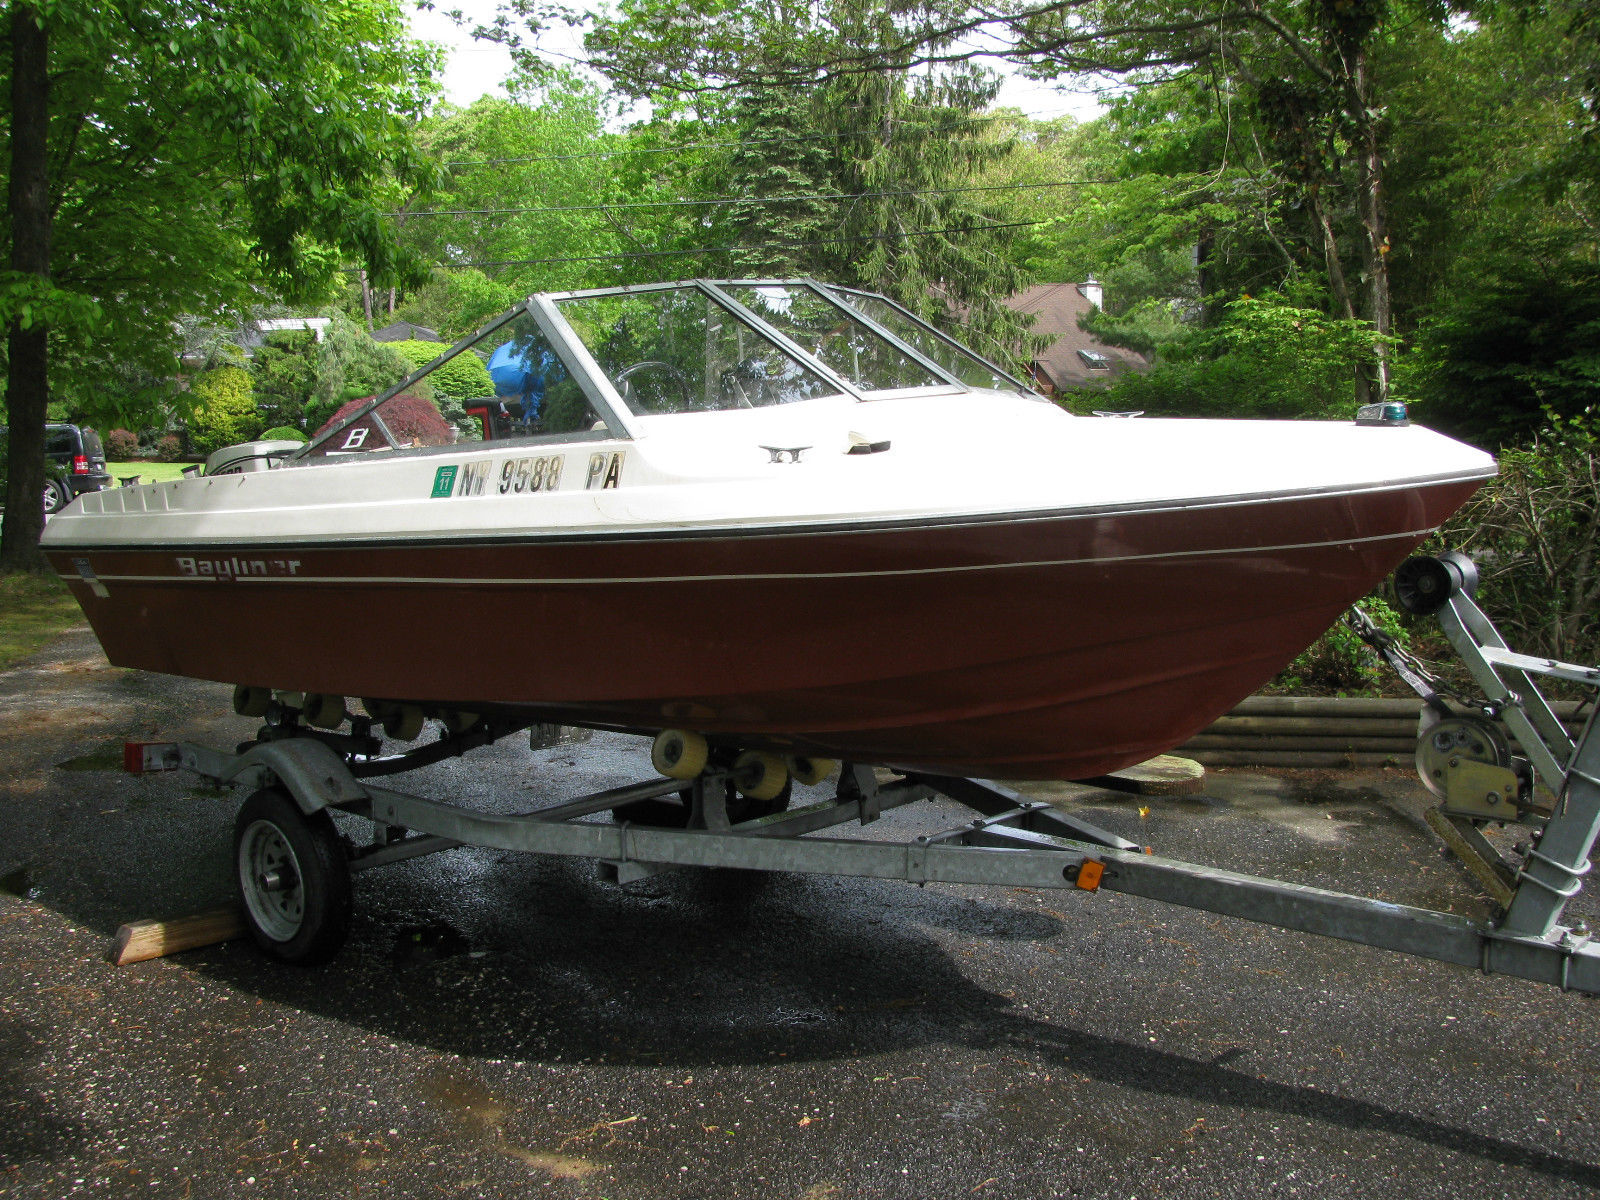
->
left=107, top=460, right=191, bottom=484
left=0, top=572, right=85, bottom=671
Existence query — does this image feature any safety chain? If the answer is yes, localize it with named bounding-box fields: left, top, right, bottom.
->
left=1344, top=605, right=1485, bottom=716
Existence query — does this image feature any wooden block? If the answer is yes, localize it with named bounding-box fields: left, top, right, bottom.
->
left=112, top=905, right=245, bottom=965
left=1081, top=753, right=1205, bottom=796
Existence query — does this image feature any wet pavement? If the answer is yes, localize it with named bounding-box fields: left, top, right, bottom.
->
left=1, top=630, right=1597, bottom=1199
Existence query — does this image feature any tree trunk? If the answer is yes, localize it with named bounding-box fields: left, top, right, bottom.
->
left=2, top=3, right=52, bottom=573
left=1353, top=50, right=1391, bottom=404
left=1308, top=182, right=1370, bottom=407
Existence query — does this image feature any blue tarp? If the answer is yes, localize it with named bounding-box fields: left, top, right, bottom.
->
left=487, top=342, right=565, bottom=417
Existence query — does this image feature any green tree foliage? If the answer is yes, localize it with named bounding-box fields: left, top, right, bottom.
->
left=390, top=269, right=521, bottom=342
left=249, top=332, right=322, bottom=432
left=1, top=0, right=439, bottom=570
left=312, top=315, right=418, bottom=410
left=589, top=0, right=1431, bottom=400
left=1085, top=292, right=1388, bottom=419
left=589, top=3, right=1035, bottom=364
left=258, top=426, right=309, bottom=444
left=186, top=367, right=261, bottom=457
left=1408, top=255, right=1600, bottom=448
left=391, top=79, right=639, bottom=300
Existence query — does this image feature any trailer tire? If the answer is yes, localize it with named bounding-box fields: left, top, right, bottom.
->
left=234, top=788, right=351, bottom=966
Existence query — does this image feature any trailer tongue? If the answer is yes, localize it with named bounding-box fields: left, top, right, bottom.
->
left=129, top=553, right=1600, bottom=994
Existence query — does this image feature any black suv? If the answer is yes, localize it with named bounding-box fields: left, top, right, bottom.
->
left=1, top=423, right=112, bottom=515
left=43, top=423, right=110, bottom=513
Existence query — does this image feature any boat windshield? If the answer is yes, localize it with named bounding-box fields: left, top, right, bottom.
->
left=721, top=283, right=945, bottom=393
left=555, top=287, right=843, bottom=415
left=821, top=286, right=1028, bottom=393
left=298, top=307, right=615, bottom=458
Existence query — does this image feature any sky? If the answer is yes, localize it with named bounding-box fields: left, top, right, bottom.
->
left=407, top=1, right=1105, bottom=124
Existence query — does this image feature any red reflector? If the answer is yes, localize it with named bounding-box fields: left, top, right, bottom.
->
left=124, top=742, right=179, bottom=774
left=72, top=455, right=89, bottom=473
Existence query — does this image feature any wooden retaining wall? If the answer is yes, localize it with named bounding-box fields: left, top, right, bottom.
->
left=1176, top=696, right=1590, bottom=769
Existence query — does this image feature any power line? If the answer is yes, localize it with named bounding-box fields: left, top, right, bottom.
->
left=432, top=218, right=1047, bottom=270
left=443, top=134, right=839, bottom=167
left=440, top=114, right=1012, bottom=168
left=398, top=177, right=1122, bottom=218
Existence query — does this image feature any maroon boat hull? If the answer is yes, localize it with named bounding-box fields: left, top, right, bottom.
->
left=47, top=478, right=1480, bottom=779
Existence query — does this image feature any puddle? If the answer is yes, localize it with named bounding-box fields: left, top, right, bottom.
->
left=420, top=1070, right=606, bottom=1180
left=498, top=1147, right=600, bottom=1178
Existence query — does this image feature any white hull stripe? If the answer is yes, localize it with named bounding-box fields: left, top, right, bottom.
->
left=58, top=527, right=1432, bottom=588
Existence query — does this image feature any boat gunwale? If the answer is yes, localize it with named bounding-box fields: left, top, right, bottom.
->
left=42, top=466, right=1495, bottom=556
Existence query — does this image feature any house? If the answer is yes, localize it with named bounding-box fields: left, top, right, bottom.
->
left=176, top=316, right=331, bottom=371
left=372, top=320, right=442, bottom=344
left=246, top=317, right=331, bottom=347
left=1003, top=281, right=1149, bottom=398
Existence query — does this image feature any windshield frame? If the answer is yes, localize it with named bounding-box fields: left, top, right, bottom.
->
left=718, top=278, right=970, bottom=396
left=291, top=278, right=1033, bottom=461
left=819, top=283, right=1037, bottom=396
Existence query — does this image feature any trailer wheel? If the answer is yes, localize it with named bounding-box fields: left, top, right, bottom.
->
left=234, top=788, right=351, bottom=965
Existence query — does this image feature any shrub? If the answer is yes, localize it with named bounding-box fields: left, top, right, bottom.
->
left=1085, top=293, right=1389, bottom=420
left=105, top=428, right=139, bottom=458
left=388, top=339, right=494, bottom=401
left=1271, top=595, right=1410, bottom=695
left=1436, top=408, right=1599, bottom=665
left=154, top=434, right=182, bottom=462
left=313, top=392, right=453, bottom=448
left=186, top=366, right=262, bottom=456
left=258, top=425, right=309, bottom=443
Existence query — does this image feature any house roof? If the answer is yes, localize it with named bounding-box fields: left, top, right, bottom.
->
left=1003, top=282, right=1149, bottom=391
left=373, top=321, right=442, bottom=344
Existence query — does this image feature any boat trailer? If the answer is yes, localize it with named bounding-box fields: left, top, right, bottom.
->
left=125, top=554, right=1600, bottom=994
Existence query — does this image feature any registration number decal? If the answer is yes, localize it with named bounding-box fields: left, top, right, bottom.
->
left=586, top=451, right=624, bottom=490
left=499, top=455, right=563, bottom=494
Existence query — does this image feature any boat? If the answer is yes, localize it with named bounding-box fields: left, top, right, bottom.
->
left=42, top=279, right=1495, bottom=781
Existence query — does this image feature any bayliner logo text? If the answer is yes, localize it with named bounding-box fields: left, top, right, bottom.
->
left=176, top=556, right=302, bottom=578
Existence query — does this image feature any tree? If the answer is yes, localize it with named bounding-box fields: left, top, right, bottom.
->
left=587, top=0, right=1456, bottom=404
left=1409, top=252, right=1600, bottom=447
left=1086, top=291, right=1390, bottom=419
left=587, top=2, right=1036, bottom=362
left=394, top=80, right=636, bottom=299
left=1, top=0, right=439, bottom=571
left=250, top=331, right=323, bottom=432
left=388, top=268, right=521, bottom=342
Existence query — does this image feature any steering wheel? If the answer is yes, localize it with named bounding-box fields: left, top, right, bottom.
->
left=614, top=361, right=694, bottom=412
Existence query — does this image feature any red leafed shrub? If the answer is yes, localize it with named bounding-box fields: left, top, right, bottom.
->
left=105, top=428, right=139, bottom=458
left=154, top=434, right=182, bottom=462
left=312, top=392, right=453, bottom=449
